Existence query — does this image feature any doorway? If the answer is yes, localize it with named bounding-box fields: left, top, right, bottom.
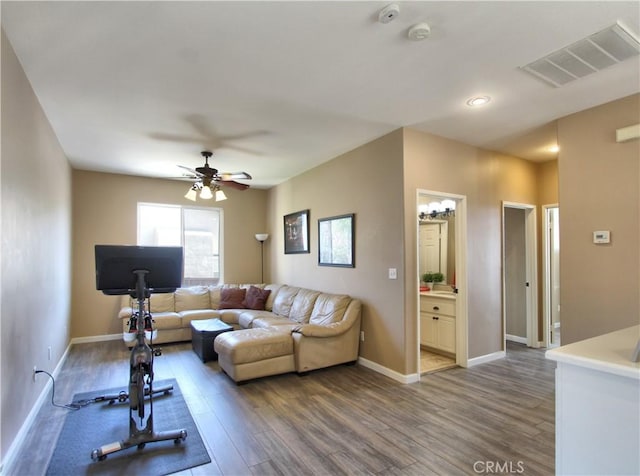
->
left=502, top=202, right=538, bottom=349
left=416, top=190, right=468, bottom=379
left=543, top=205, right=561, bottom=347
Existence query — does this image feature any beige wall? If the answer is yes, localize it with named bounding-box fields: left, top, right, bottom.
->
left=403, top=129, right=539, bottom=364
left=266, top=127, right=540, bottom=375
left=72, top=170, right=268, bottom=338
left=1, top=30, right=72, bottom=465
left=537, top=159, right=558, bottom=206
left=558, top=94, right=639, bottom=344
left=267, top=130, right=408, bottom=372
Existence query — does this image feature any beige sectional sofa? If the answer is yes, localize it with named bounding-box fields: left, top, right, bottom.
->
left=118, top=283, right=362, bottom=381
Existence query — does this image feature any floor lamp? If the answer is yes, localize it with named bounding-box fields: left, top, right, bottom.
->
left=255, top=233, right=269, bottom=283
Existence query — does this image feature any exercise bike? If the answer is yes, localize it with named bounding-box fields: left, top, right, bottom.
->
left=91, top=269, right=187, bottom=461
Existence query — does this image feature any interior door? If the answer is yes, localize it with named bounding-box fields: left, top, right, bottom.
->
left=549, top=207, right=561, bottom=346
left=504, top=208, right=528, bottom=344
left=419, top=224, right=440, bottom=275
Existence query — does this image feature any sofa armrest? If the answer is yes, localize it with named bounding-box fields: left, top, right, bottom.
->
left=118, top=307, right=134, bottom=319
left=292, top=299, right=361, bottom=337
left=292, top=322, right=344, bottom=337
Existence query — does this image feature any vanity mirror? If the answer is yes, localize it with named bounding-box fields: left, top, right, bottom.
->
left=418, top=196, right=456, bottom=285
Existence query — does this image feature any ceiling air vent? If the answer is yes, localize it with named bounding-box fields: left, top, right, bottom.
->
left=521, top=22, right=640, bottom=87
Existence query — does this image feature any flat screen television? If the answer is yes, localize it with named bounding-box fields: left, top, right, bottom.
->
left=95, top=245, right=183, bottom=295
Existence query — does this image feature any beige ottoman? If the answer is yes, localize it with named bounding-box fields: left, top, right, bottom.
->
left=213, top=328, right=295, bottom=383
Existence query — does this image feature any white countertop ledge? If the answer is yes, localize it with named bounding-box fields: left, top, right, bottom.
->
left=419, top=291, right=456, bottom=300
left=546, top=325, right=640, bottom=380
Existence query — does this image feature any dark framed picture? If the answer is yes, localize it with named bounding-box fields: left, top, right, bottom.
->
left=318, top=213, right=355, bottom=267
left=283, top=209, right=310, bottom=254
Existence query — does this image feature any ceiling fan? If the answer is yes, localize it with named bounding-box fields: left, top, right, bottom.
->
left=179, top=151, right=252, bottom=201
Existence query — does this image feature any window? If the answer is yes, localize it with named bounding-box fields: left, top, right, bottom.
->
left=138, top=203, right=222, bottom=286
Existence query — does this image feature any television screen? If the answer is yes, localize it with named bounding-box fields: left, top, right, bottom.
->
left=95, top=245, right=183, bottom=295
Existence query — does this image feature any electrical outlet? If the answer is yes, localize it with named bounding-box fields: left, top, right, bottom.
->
left=360, top=331, right=365, bottom=342
left=33, top=366, right=38, bottom=382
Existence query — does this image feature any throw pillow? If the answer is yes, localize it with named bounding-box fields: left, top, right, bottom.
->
left=218, top=287, right=246, bottom=309
left=243, top=286, right=272, bottom=310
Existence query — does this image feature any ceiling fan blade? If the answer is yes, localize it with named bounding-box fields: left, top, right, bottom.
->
left=177, top=164, right=204, bottom=178
left=218, top=180, right=250, bottom=191
left=218, top=171, right=252, bottom=180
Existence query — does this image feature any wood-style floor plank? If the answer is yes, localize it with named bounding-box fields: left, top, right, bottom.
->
left=8, top=341, right=555, bottom=476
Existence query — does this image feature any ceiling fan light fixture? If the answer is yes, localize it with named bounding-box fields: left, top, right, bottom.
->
left=184, top=186, right=198, bottom=201
left=200, top=185, right=213, bottom=200
left=215, top=188, right=227, bottom=202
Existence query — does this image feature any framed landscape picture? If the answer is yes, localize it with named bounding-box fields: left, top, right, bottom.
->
left=283, top=209, right=310, bottom=254
left=318, top=213, right=355, bottom=267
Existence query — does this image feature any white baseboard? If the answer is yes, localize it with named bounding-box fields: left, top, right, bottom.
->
left=358, top=357, right=419, bottom=384
left=1, top=342, right=72, bottom=476
left=506, top=334, right=527, bottom=345
left=467, top=350, right=506, bottom=367
left=70, top=333, right=122, bottom=344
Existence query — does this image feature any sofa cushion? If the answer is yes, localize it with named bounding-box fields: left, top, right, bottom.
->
left=118, top=293, right=175, bottom=316
left=208, top=285, right=223, bottom=309
left=148, top=312, right=182, bottom=330
left=264, top=284, right=284, bottom=311
left=148, top=293, right=175, bottom=313
left=214, top=328, right=293, bottom=365
left=271, top=286, right=300, bottom=317
left=175, top=286, right=210, bottom=312
left=219, top=287, right=246, bottom=309
left=243, top=286, right=272, bottom=310
left=288, top=289, right=321, bottom=324
left=178, top=309, right=221, bottom=327
left=238, top=310, right=273, bottom=328
left=217, top=309, right=244, bottom=327
left=251, top=315, right=295, bottom=328
left=309, top=294, right=351, bottom=325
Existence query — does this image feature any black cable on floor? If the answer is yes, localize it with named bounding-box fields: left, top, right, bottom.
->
left=35, top=370, right=87, bottom=410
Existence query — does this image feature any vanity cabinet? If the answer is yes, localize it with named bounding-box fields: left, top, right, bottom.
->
left=420, top=294, right=456, bottom=354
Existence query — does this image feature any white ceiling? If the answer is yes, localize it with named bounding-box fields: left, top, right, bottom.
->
left=2, top=1, right=639, bottom=189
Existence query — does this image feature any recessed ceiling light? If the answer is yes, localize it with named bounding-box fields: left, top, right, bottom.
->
left=466, top=96, right=491, bottom=107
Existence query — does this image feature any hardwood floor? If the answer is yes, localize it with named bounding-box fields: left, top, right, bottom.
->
left=10, top=341, right=555, bottom=475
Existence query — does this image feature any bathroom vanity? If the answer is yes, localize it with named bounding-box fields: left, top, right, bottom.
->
left=420, top=292, right=456, bottom=354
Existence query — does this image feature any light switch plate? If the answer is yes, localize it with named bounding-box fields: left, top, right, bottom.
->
left=388, top=268, right=397, bottom=279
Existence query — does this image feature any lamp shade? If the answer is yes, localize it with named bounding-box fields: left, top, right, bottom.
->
left=255, top=233, right=269, bottom=242
left=184, top=187, right=197, bottom=201
left=200, top=186, right=213, bottom=200
left=215, top=189, right=227, bottom=201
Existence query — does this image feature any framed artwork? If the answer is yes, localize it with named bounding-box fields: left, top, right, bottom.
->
left=283, top=209, right=310, bottom=254
left=318, top=213, right=355, bottom=267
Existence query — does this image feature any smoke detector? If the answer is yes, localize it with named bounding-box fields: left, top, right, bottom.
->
left=408, top=23, right=431, bottom=41
left=378, top=4, right=400, bottom=24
